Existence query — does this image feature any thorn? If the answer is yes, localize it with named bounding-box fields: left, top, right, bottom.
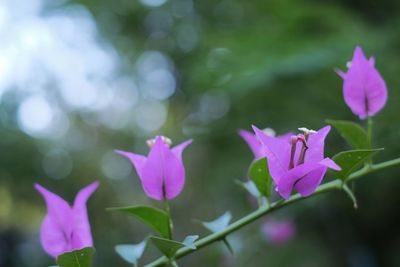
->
left=222, top=238, right=234, bottom=255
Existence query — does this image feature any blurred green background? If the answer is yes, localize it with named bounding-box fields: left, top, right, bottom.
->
left=0, top=0, right=399, bottom=266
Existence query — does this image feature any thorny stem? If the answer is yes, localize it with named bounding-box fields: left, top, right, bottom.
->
left=144, top=157, right=400, bottom=267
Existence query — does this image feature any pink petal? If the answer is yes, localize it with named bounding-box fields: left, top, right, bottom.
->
left=335, top=68, right=346, bottom=79
left=140, top=137, right=166, bottom=200
left=277, top=132, right=295, bottom=143
left=117, top=139, right=190, bottom=201
left=290, top=158, right=340, bottom=198
left=71, top=181, right=99, bottom=250
left=163, top=146, right=186, bottom=200
left=35, top=183, right=73, bottom=258
left=277, top=162, right=321, bottom=199
left=171, top=139, right=193, bottom=160
left=305, top=126, right=330, bottom=163
left=341, top=46, right=387, bottom=119
left=369, top=57, right=375, bottom=66
left=319, top=157, right=341, bottom=171
left=294, top=166, right=327, bottom=197
left=40, top=215, right=73, bottom=258
left=238, top=129, right=263, bottom=159
left=141, top=137, right=187, bottom=200
left=252, top=125, right=291, bottom=184
left=115, top=150, right=147, bottom=180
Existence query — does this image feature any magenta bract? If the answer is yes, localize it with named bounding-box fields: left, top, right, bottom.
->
left=116, top=136, right=192, bottom=201
left=238, top=129, right=292, bottom=160
left=337, top=46, right=388, bottom=119
left=35, top=181, right=99, bottom=258
left=253, top=125, right=341, bottom=199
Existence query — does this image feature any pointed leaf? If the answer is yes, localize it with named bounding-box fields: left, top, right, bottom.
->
left=332, top=149, right=383, bottom=181
left=236, top=180, right=262, bottom=198
left=56, top=247, right=95, bottom=267
left=182, top=235, right=199, bottom=249
left=150, top=236, right=197, bottom=258
left=115, top=239, right=147, bottom=266
left=201, top=212, right=234, bottom=254
left=202, top=212, right=232, bottom=233
left=326, top=120, right=368, bottom=149
left=108, top=205, right=171, bottom=239
left=248, top=158, right=273, bottom=198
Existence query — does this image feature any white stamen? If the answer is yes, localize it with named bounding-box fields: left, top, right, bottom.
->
left=346, top=61, right=352, bottom=68
left=146, top=136, right=172, bottom=148
left=298, top=127, right=317, bottom=135
left=262, top=127, right=276, bottom=137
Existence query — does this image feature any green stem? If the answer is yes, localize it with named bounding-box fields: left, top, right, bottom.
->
left=366, top=117, right=374, bottom=166
left=145, top=157, right=400, bottom=267
left=367, top=117, right=373, bottom=148
left=164, top=200, right=173, bottom=240
left=342, top=184, right=358, bottom=209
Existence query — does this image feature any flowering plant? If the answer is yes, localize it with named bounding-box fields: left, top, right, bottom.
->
left=34, top=46, right=400, bottom=267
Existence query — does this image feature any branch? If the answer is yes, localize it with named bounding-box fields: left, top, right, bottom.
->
left=144, top=157, right=400, bottom=267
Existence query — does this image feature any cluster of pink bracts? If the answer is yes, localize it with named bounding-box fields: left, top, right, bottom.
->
left=35, top=46, right=388, bottom=258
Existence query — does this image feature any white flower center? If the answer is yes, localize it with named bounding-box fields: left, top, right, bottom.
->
left=298, top=127, right=317, bottom=135
left=146, top=136, right=172, bottom=148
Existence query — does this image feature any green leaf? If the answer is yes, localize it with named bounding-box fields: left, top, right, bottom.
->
left=201, top=212, right=234, bottom=254
left=235, top=180, right=262, bottom=198
left=182, top=235, right=199, bottom=249
left=333, top=149, right=383, bottom=181
left=108, top=205, right=171, bottom=239
left=326, top=120, right=368, bottom=149
left=201, top=212, right=232, bottom=233
left=56, top=247, right=95, bottom=267
left=150, top=235, right=198, bottom=258
left=151, top=237, right=183, bottom=258
left=115, top=239, right=147, bottom=266
left=248, top=158, right=272, bottom=198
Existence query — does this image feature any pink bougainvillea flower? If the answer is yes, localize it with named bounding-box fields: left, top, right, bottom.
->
left=35, top=181, right=99, bottom=258
left=337, top=46, right=388, bottom=119
left=238, top=128, right=292, bottom=160
left=261, top=219, right=296, bottom=246
left=252, top=125, right=341, bottom=199
left=116, top=136, right=192, bottom=201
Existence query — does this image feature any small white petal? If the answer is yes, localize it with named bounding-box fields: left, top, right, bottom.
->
left=146, top=136, right=172, bottom=148
left=262, top=127, right=276, bottom=137
left=298, top=127, right=317, bottom=134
